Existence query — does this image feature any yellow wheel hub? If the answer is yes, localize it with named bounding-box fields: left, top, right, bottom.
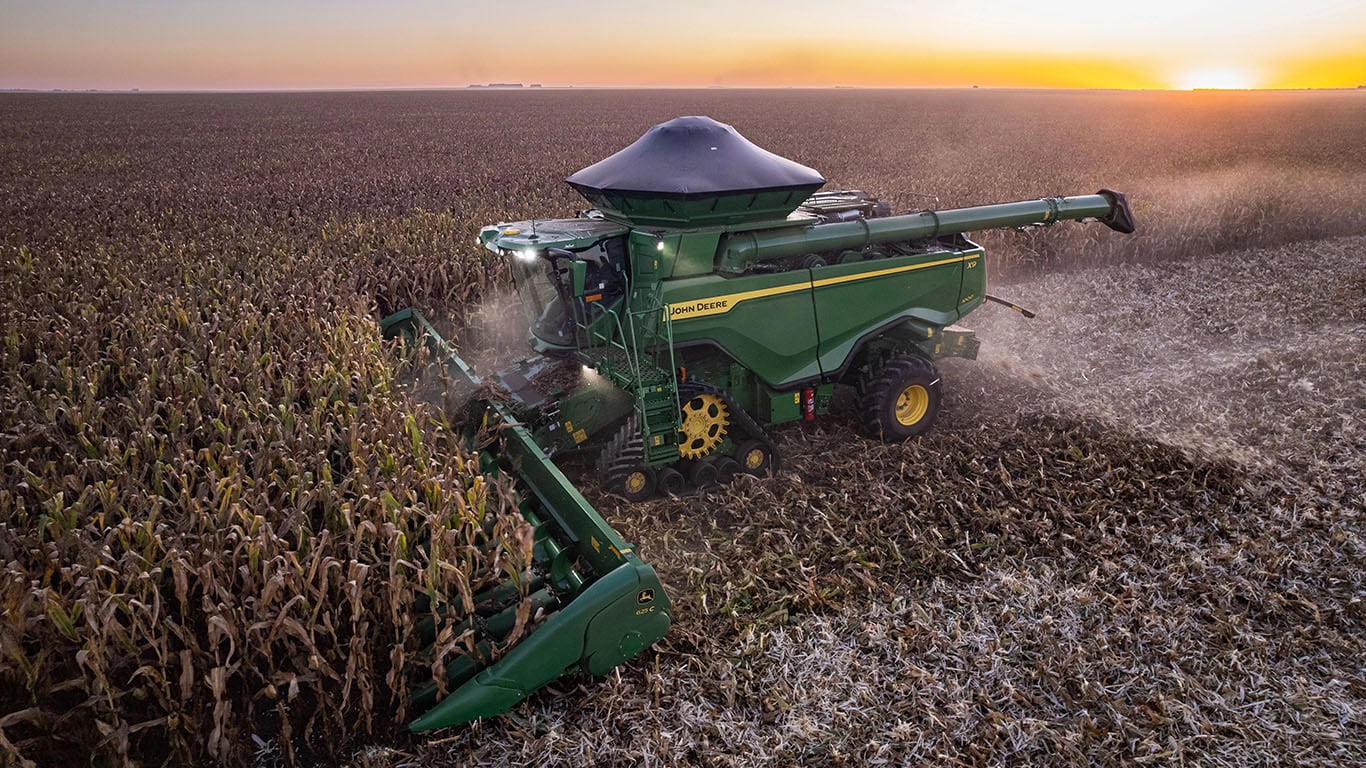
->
left=624, top=470, right=648, bottom=495
left=678, top=393, right=729, bottom=460
left=894, top=384, right=929, bottom=426
left=742, top=447, right=766, bottom=470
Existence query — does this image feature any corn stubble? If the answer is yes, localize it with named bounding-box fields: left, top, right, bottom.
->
left=1, top=90, right=1363, bottom=766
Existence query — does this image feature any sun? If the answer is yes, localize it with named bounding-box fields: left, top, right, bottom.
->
left=1177, top=67, right=1259, bottom=90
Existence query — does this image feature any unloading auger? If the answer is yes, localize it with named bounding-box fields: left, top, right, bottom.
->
left=386, top=115, right=1134, bottom=729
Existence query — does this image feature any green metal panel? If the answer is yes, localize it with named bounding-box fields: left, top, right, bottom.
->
left=667, top=230, right=724, bottom=278
left=959, top=249, right=986, bottom=310
left=654, top=242, right=992, bottom=389
left=662, top=270, right=821, bottom=388
left=628, top=230, right=665, bottom=281
left=535, top=381, right=634, bottom=456
left=756, top=382, right=834, bottom=425
left=810, top=246, right=981, bottom=376
left=764, top=388, right=802, bottom=423
left=584, top=187, right=816, bottom=228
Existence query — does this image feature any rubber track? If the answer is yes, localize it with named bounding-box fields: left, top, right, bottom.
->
left=597, top=412, right=645, bottom=485
left=678, top=380, right=780, bottom=473
left=599, top=381, right=782, bottom=491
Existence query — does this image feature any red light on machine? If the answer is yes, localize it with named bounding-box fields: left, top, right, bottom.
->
left=802, top=388, right=815, bottom=421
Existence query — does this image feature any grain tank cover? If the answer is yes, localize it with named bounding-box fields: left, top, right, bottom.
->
left=566, top=116, right=826, bottom=228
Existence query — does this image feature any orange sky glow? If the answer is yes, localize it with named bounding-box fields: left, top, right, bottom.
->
left=2, top=0, right=1363, bottom=91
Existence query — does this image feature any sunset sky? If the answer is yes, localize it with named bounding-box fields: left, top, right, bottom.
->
left=2, top=0, right=1364, bottom=91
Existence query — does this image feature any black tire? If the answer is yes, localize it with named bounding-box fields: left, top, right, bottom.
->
left=714, top=457, right=740, bottom=484
left=657, top=466, right=686, bottom=496
left=609, top=466, right=657, bottom=502
left=858, top=352, right=943, bottom=441
left=734, top=440, right=774, bottom=477
left=689, top=460, right=720, bottom=488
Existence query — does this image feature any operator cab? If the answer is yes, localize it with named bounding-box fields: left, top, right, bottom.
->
left=480, top=217, right=630, bottom=350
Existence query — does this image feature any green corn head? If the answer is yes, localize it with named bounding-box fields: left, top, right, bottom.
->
left=382, top=308, right=670, bottom=730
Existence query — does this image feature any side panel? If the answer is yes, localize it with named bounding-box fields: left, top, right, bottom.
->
left=662, top=271, right=820, bottom=387
left=958, top=246, right=987, bottom=318
left=811, top=247, right=982, bottom=376
left=667, top=230, right=724, bottom=278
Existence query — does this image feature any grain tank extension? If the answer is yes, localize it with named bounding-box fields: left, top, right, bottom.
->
left=380, top=116, right=1134, bottom=728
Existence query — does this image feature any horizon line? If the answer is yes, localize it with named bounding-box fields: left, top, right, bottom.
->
left=4, top=84, right=1365, bottom=95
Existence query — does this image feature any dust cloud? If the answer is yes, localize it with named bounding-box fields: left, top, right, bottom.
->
left=951, top=235, right=1364, bottom=495
left=455, top=288, right=532, bottom=373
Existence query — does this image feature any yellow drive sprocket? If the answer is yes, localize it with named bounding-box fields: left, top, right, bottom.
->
left=678, top=393, right=729, bottom=459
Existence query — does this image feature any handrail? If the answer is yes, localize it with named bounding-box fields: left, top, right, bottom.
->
left=569, top=280, right=681, bottom=454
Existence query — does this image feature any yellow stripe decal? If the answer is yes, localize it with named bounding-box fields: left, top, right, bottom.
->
left=666, top=252, right=976, bottom=321
left=811, top=254, right=971, bottom=288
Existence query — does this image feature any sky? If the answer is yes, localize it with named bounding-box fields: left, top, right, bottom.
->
left=2, top=0, right=1364, bottom=91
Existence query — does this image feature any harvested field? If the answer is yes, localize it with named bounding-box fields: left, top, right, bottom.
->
left=423, top=236, right=1364, bottom=767
left=0, top=89, right=1362, bottom=766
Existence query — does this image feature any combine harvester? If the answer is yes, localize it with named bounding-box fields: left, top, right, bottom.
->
left=384, top=116, right=1135, bottom=730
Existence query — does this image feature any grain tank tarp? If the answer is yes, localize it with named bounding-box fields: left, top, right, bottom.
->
left=566, top=116, right=826, bottom=226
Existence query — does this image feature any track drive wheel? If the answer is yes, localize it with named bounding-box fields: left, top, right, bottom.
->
left=678, top=393, right=730, bottom=460
left=858, top=352, right=943, bottom=441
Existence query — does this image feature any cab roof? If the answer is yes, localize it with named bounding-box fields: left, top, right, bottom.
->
left=480, top=216, right=628, bottom=252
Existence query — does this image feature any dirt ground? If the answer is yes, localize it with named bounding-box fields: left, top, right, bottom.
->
left=358, top=237, right=1365, bottom=766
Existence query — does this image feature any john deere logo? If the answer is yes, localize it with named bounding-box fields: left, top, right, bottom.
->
left=636, top=589, right=654, bottom=604
left=669, top=298, right=731, bottom=321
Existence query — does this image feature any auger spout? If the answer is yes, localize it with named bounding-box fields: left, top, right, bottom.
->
left=719, top=191, right=1135, bottom=268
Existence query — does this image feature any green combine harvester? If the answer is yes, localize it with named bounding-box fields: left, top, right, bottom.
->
left=383, top=116, right=1135, bottom=730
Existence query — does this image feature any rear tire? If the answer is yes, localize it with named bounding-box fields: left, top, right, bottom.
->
left=858, top=352, right=943, bottom=441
